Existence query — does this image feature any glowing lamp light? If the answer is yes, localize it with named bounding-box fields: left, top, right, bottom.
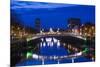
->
left=57, top=40, right=60, bottom=47
left=53, top=38, right=58, bottom=43
left=80, top=32, right=82, bottom=35
left=49, top=28, right=54, bottom=33
left=76, top=52, right=82, bottom=56
left=85, top=27, right=88, bottom=31
left=85, top=33, right=87, bottom=36
left=80, top=29, right=82, bottom=31
left=46, top=38, right=52, bottom=42
left=63, top=43, right=66, bottom=46
left=43, top=42, right=46, bottom=47
left=17, top=27, right=20, bottom=30
left=68, top=45, right=72, bottom=49
left=14, top=33, right=16, bottom=36
left=84, top=38, right=87, bottom=40
left=72, top=29, right=75, bottom=33
left=68, top=45, right=70, bottom=48
left=32, top=54, right=38, bottom=59
left=92, top=26, right=94, bottom=29
left=54, top=56, right=57, bottom=60
left=40, top=30, right=43, bottom=34
left=26, top=52, right=32, bottom=58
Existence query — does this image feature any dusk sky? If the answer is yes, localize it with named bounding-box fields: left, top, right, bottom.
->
left=11, top=1, right=95, bottom=29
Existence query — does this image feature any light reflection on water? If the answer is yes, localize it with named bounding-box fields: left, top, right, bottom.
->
left=40, top=37, right=61, bottom=47
left=39, top=37, right=69, bottom=57
left=16, top=37, right=93, bottom=66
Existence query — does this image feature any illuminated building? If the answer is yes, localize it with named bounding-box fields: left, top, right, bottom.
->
left=80, top=22, right=95, bottom=37
left=67, top=18, right=81, bottom=34
left=11, top=21, right=36, bottom=40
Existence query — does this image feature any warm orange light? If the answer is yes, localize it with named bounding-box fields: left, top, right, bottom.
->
left=85, top=27, right=87, bottom=30
left=80, top=29, right=82, bottom=31
left=92, top=26, right=94, bottom=30
left=85, top=33, right=87, bottom=36
left=72, top=29, right=75, bottom=33
left=17, top=27, right=20, bottom=30
left=14, top=33, right=16, bottom=36
left=80, top=32, right=82, bottom=35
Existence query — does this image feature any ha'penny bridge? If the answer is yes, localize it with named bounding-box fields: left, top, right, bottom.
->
left=27, top=28, right=86, bottom=42
left=26, top=32, right=86, bottom=42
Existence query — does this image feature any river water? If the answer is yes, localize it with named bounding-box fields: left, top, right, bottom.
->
left=16, top=37, right=93, bottom=66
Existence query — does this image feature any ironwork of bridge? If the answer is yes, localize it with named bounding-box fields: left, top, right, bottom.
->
left=26, top=32, right=86, bottom=42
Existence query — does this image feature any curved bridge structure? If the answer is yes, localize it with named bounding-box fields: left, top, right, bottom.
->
left=27, top=32, right=86, bottom=42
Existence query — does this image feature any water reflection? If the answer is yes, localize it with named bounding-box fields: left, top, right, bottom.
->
left=40, top=37, right=61, bottom=47
left=15, top=37, right=94, bottom=66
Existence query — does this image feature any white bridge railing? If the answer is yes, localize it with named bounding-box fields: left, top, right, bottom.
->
left=26, top=32, right=86, bottom=42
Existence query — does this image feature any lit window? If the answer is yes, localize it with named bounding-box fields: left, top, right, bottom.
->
left=92, top=26, right=94, bottom=29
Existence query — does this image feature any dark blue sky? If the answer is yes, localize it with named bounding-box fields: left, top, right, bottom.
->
left=11, top=1, right=95, bottom=29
